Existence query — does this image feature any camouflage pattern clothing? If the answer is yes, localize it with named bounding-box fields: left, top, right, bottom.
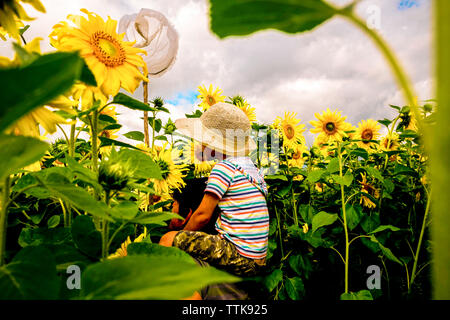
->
left=173, top=230, right=265, bottom=277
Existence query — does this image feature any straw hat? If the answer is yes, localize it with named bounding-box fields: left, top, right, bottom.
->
left=175, top=102, right=257, bottom=156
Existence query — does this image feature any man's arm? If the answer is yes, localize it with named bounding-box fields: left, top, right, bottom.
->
left=183, top=192, right=219, bottom=231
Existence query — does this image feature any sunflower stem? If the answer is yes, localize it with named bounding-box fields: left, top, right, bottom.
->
left=338, top=143, right=350, bottom=294
left=410, top=188, right=432, bottom=292
left=102, top=190, right=112, bottom=260
left=0, top=176, right=11, bottom=266
left=143, top=73, right=150, bottom=148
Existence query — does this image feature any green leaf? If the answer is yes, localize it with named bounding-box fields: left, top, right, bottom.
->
left=127, top=243, right=194, bottom=265
left=370, top=235, right=402, bottom=265
left=350, top=148, right=369, bottom=160
left=149, top=118, right=162, bottom=133
left=0, top=246, right=59, bottom=299
left=209, top=0, right=337, bottom=38
left=263, top=268, right=283, bottom=292
left=0, top=52, right=85, bottom=132
left=0, top=135, right=49, bottom=180
left=103, top=124, right=122, bottom=131
left=131, top=211, right=183, bottom=226
left=365, top=166, right=384, bottom=182
left=18, top=227, right=72, bottom=248
left=312, top=211, right=338, bottom=233
left=80, top=59, right=97, bottom=86
left=71, top=215, right=102, bottom=259
left=326, top=158, right=340, bottom=173
left=98, top=136, right=141, bottom=150
left=299, top=204, right=315, bottom=225
left=123, top=131, right=145, bottom=142
left=110, top=201, right=139, bottom=220
left=98, top=114, right=117, bottom=124
left=285, top=276, right=304, bottom=300
left=361, top=214, right=380, bottom=233
left=340, top=290, right=373, bottom=300
left=332, top=170, right=353, bottom=186
left=47, top=215, right=61, bottom=229
left=344, top=204, right=362, bottom=231
left=112, top=93, right=153, bottom=111
left=154, top=135, right=168, bottom=141
left=117, top=149, right=162, bottom=180
left=378, top=119, right=392, bottom=127
left=383, top=179, right=395, bottom=194
left=185, top=110, right=203, bottom=118
left=80, top=254, right=239, bottom=299
left=368, top=225, right=401, bottom=234
left=306, top=169, right=326, bottom=183
left=13, top=43, right=39, bottom=66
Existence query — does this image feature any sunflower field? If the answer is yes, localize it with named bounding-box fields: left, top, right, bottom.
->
left=0, top=0, right=449, bottom=301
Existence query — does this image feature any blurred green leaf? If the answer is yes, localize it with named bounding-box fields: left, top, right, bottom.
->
left=209, top=0, right=337, bottom=38
left=80, top=254, right=239, bottom=299
left=0, top=135, right=49, bottom=181
left=0, top=52, right=85, bottom=132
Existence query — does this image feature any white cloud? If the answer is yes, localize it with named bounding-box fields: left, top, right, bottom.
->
left=1, top=0, right=432, bottom=146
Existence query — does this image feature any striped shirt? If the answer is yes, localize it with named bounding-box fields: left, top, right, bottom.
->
left=205, top=157, right=269, bottom=259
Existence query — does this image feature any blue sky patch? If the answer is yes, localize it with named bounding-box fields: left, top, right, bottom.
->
left=398, top=0, right=420, bottom=10
left=166, top=90, right=198, bottom=106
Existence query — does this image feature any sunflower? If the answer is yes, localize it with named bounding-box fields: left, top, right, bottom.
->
left=359, top=173, right=380, bottom=209
left=0, top=0, right=45, bottom=40
left=380, top=133, right=400, bottom=152
left=108, top=229, right=147, bottom=259
left=150, top=145, right=186, bottom=195
left=355, top=119, right=381, bottom=151
left=288, top=143, right=308, bottom=168
left=197, top=84, right=225, bottom=111
left=70, top=83, right=108, bottom=110
left=98, top=105, right=119, bottom=139
left=236, top=101, right=256, bottom=123
left=313, top=135, right=336, bottom=158
left=50, top=9, right=147, bottom=99
left=275, top=112, right=305, bottom=151
left=310, top=108, right=350, bottom=143
left=2, top=38, right=77, bottom=137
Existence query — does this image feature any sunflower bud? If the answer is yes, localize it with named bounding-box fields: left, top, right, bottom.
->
left=98, top=158, right=133, bottom=192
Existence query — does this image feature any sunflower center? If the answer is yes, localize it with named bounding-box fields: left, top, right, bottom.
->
left=324, top=122, right=336, bottom=134
left=207, top=96, right=216, bottom=106
left=91, top=31, right=126, bottom=67
left=157, top=159, right=170, bottom=179
left=284, top=125, right=295, bottom=139
left=293, top=150, right=302, bottom=160
left=361, top=129, right=373, bottom=142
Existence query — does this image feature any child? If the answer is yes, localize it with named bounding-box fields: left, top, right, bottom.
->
left=169, top=177, right=248, bottom=300
left=160, top=102, right=269, bottom=278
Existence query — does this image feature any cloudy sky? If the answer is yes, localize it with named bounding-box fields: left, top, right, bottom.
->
left=0, top=0, right=432, bottom=146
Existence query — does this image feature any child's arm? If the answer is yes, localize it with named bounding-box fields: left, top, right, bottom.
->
left=183, top=192, right=219, bottom=231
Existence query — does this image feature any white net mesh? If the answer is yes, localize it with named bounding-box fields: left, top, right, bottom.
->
left=118, top=8, right=179, bottom=77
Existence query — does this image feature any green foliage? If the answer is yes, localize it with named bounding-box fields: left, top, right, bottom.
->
left=79, top=254, right=239, bottom=299
left=0, top=246, right=59, bottom=299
